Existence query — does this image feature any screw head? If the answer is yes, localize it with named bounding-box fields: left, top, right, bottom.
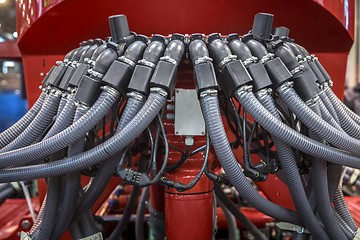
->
left=21, top=220, right=31, bottom=230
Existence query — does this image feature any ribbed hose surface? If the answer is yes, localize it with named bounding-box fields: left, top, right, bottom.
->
left=0, top=89, right=118, bottom=166
left=213, top=184, right=265, bottom=240
left=308, top=104, right=346, bottom=240
left=34, top=97, right=77, bottom=240
left=200, top=94, right=302, bottom=225
left=51, top=106, right=88, bottom=240
left=0, top=92, right=46, bottom=148
left=330, top=96, right=360, bottom=140
left=0, top=93, right=61, bottom=154
left=74, top=96, right=144, bottom=218
left=135, top=187, right=149, bottom=240
left=258, top=92, right=328, bottom=240
left=318, top=91, right=340, bottom=124
left=0, top=92, right=166, bottom=182
left=334, top=187, right=358, bottom=231
left=317, top=99, right=343, bottom=132
left=326, top=88, right=360, bottom=126
left=335, top=210, right=356, bottom=239
left=233, top=89, right=360, bottom=169
left=279, top=86, right=360, bottom=155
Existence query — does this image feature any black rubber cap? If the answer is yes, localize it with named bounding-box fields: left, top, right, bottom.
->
left=190, top=33, right=204, bottom=42
left=108, top=14, right=130, bottom=44
left=308, top=61, right=326, bottom=84
left=273, top=27, right=289, bottom=37
left=252, top=13, right=274, bottom=41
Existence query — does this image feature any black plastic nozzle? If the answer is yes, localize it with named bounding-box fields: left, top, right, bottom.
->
left=252, top=13, right=274, bottom=41
left=273, top=27, right=290, bottom=38
left=109, top=14, right=130, bottom=44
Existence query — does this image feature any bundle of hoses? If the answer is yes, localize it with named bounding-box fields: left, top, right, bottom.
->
left=1, top=12, right=359, bottom=240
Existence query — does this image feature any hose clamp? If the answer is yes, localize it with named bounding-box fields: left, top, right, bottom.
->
left=150, top=87, right=168, bottom=98
left=88, top=69, right=104, bottom=79
left=276, top=81, right=293, bottom=94
left=276, top=222, right=309, bottom=234
left=259, top=53, right=274, bottom=64
left=88, top=59, right=96, bottom=66
left=138, top=59, right=156, bottom=68
left=119, top=56, right=136, bottom=68
left=199, top=89, right=218, bottom=98
left=71, top=61, right=79, bottom=68
left=101, top=85, right=119, bottom=98
left=243, top=56, right=258, bottom=66
left=50, top=88, right=63, bottom=97
left=75, top=101, right=89, bottom=109
left=290, top=65, right=304, bottom=75
left=218, top=55, right=237, bottom=68
left=79, top=232, right=103, bottom=240
left=305, top=95, right=319, bottom=106
left=56, top=61, right=63, bottom=66
left=295, top=55, right=304, bottom=62
left=127, top=91, right=146, bottom=102
left=194, top=56, right=213, bottom=65
left=160, top=56, right=178, bottom=65
left=255, top=88, right=272, bottom=99
left=235, top=85, right=253, bottom=99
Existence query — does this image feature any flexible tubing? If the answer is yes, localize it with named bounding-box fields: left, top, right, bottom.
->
left=214, top=183, right=266, bottom=240
left=0, top=92, right=46, bottom=148
left=135, top=187, right=149, bottom=240
left=0, top=92, right=61, bottom=154
left=216, top=196, right=239, bottom=240
left=0, top=88, right=118, bottom=166
left=326, top=88, right=360, bottom=126
left=333, top=187, right=358, bottom=231
left=0, top=92, right=166, bottom=182
left=234, top=88, right=360, bottom=179
left=257, top=91, right=329, bottom=239
left=318, top=91, right=340, bottom=125
left=73, top=96, right=144, bottom=218
left=200, top=94, right=302, bottom=225
left=278, top=86, right=360, bottom=156
left=308, top=104, right=346, bottom=240
left=51, top=106, right=88, bottom=240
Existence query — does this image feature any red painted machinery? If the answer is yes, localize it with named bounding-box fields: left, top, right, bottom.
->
left=0, top=0, right=356, bottom=239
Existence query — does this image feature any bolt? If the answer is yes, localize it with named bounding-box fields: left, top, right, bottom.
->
left=21, top=220, right=31, bottom=230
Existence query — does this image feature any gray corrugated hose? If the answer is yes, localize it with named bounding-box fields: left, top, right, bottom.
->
left=0, top=91, right=46, bottom=148
left=256, top=90, right=329, bottom=240
left=0, top=90, right=167, bottom=182
left=0, top=87, right=118, bottom=166
left=277, top=84, right=360, bottom=156
left=0, top=91, right=61, bottom=154
left=233, top=87, right=360, bottom=169
left=199, top=91, right=302, bottom=226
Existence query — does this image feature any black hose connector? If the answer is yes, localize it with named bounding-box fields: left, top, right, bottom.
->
left=245, top=39, right=268, bottom=60
left=208, top=33, right=252, bottom=97
left=80, top=44, right=100, bottom=63
left=274, top=45, right=300, bottom=72
left=68, top=63, right=90, bottom=88
left=227, top=34, right=252, bottom=61
left=58, top=66, right=76, bottom=91
left=252, top=13, right=274, bottom=41
left=127, top=36, right=167, bottom=96
left=150, top=35, right=185, bottom=98
left=71, top=45, right=90, bottom=62
left=263, top=57, right=293, bottom=89
left=273, top=27, right=290, bottom=39
left=74, top=75, right=102, bottom=106
left=47, top=64, right=68, bottom=87
left=189, top=34, right=218, bottom=94
left=92, top=48, right=118, bottom=77
left=42, top=66, right=56, bottom=86
left=90, top=43, right=107, bottom=63
left=102, top=37, right=148, bottom=95
left=293, top=62, right=320, bottom=101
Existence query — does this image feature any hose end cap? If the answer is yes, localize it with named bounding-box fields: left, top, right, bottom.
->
left=252, top=12, right=274, bottom=41
left=207, top=33, right=221, bottom=43
left=227, top=33, right=240, bottom=42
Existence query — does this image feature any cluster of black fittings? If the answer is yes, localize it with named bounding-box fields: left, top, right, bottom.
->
left=1, top=12, right=360, bottom=240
